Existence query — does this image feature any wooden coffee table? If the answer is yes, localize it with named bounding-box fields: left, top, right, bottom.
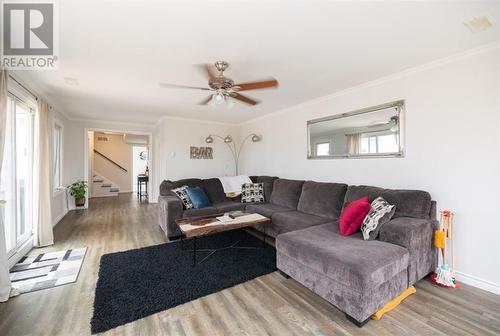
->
left=176, top=212, right=270, bottom=266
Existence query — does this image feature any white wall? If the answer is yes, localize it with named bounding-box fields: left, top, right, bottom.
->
left=155, top=117, right=240, bottom=182
left=239, top=46, right=500, bottom=294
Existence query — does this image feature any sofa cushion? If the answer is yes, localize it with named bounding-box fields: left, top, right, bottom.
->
left=185, top=187, right=211, bottom=209
left=171, top=186, right=193, bottom=209
left=214, top=201, right=246, bottom=213
left=343, top=185, right=432, bottom=219
left=269, top=211, right=330, bottom=237
left=361, top=197, right=396, bottom=240
left=270, top=179, right=304, bottom=209
left=297, top=181, right=348, bottom=219
left=250, top=176, right=279, bottom=202
left=245, top=203, right=293, bottom=218
left=276, top=223, right=409, bottom=292
left=339, top=196, right=371, bottom=236
left=203, top=178, right=226, bottom=203
left=182, top=206, right=218, bottom=218
left=160, top=178, right=204, bottom=196
left=241, top=183, right=265, bottom=203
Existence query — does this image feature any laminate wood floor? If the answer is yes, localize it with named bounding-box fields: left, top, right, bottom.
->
left=0, top=194, right=499, bottom=336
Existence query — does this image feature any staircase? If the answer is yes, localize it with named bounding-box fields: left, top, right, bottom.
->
left=92, top=173, right=120, bottom=198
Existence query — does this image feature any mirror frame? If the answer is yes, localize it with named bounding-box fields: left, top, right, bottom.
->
left=307, top=100, right=405, bottom=159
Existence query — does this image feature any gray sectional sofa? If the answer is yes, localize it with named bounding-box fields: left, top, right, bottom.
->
left=158, top=176, right=437, bottom=326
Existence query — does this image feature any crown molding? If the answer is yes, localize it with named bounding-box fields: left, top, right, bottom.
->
left=239, top=40, right=500, bottom=126
left=69, top=117, right=155, bottom=130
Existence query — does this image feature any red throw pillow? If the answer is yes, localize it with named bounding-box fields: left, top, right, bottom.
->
left=339, top=196, right=371, bottom=236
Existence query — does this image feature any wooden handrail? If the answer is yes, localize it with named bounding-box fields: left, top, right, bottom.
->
left=93, top=149, right=128, bottom=172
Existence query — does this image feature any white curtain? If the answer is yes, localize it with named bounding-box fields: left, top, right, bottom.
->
left=347, top=133, right=361, bottom=155
left=0, top=69, right=12, bottom=302
left=34, top=99, right=54, bottom=247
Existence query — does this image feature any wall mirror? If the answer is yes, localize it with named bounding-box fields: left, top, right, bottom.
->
left=307, top=100, right=405, bottom=159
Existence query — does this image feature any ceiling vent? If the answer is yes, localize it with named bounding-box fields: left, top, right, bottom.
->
left=463, top=15, right=494, bottom=33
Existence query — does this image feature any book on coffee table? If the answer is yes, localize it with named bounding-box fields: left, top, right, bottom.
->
left=216, top=211, right=248, bottom=222
left=228, top=211, right=247, bottom=219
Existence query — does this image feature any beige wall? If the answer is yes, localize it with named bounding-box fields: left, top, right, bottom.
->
left=93, top=133, right=132, bottom=192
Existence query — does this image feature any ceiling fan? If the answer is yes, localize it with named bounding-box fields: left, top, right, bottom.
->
left=159, top=61, right=279, bottom=106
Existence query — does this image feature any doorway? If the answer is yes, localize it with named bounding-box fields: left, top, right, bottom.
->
left=83, top=128, right=154, bottom=206
left=132, top=146, right=148, bottom=197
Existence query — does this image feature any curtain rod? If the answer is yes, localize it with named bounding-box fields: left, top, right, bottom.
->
left=8, top=74, right=38, bottom=101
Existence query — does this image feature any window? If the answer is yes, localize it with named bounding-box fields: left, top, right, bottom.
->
left=316, top=142, right=330, bottom=156
left=53, top=122, right=63, bottom=190
left=360, top=133, right=398, bottom=154
left=1, top=95, right=34, bottom=255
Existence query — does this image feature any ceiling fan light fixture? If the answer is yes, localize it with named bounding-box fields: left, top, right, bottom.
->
left=160, top=61, right=278, bottom=107
left=212, top=91, right=226, bottom=105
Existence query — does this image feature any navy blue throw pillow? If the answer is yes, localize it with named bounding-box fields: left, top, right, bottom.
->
left=185, top=187, right=211, bottom=209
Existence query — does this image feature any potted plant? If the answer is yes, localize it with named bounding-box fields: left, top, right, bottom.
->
left=69, top=180, right=88, bottom=207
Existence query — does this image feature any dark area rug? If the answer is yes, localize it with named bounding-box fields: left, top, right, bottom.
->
left=91, top=229, right=276, bottom=334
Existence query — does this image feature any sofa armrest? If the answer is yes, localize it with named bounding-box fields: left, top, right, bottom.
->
left=379, top=217, right=432, bottom=250
left=158, top=195, right=183, bottom=239
left=379, top=217, right=436, bottom=285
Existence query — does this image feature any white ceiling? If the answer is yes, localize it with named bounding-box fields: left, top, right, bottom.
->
left=17, top=1, right=500, bottom=125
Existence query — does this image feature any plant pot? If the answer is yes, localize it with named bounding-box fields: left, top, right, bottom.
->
left=75, top=197, right=86, bottom=207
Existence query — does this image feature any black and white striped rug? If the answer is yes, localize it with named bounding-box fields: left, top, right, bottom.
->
left=9, top=248, right=86, bottom=294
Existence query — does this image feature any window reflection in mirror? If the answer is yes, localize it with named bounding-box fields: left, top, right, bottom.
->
left=308, top=101, right=404, bottom=159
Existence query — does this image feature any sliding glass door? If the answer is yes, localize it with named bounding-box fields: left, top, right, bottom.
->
left=0, top=95, right=34, bottom=257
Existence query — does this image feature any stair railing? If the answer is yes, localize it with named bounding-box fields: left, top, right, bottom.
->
left=93, top=149, right=128, bottom=172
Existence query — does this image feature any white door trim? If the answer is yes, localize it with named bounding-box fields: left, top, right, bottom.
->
left=83, top=127, right=155, bottom=207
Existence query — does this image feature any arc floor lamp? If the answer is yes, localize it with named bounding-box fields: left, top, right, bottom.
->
left=205, top=133, right=261, bottom=175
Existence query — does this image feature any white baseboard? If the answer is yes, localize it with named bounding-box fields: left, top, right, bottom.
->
left=90, top=194, right=118, bottom=198
left=455, top=271, right=500, bottom=295
left=52, top=209, right=68, bottom=227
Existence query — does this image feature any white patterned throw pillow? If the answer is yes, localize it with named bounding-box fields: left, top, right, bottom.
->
left=240, top=183, right=265, bottom=203
left=361, top=197, right=395, bottom=240
left=171, top=185, right=193, bottom=209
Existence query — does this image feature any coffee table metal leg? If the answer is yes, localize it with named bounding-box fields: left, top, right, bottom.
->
left=262, top=225, right=266, bottom=248
left=193, top=237, right=197, bottom=267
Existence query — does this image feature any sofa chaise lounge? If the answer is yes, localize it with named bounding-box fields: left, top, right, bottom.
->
left=158, top=176, right=437, bottom=326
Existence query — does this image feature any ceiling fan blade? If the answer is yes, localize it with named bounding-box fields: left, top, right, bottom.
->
left=196, top=63, right=219, bottom=81
left=232, top=93, right=259, bottom=106
left=198, top=95, right=213, bottom=105
left=234, top=78, right=278, bottom=91
left=159, top=83, right=210, bottom=90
